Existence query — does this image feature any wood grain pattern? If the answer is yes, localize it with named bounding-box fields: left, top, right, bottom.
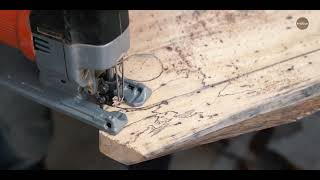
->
left=99, top=10, right=320, bottom=165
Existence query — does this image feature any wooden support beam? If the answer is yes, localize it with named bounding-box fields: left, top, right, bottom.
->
left=99, top=10, right=320, bottom=165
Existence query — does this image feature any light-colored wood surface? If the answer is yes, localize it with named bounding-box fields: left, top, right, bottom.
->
left=99, top=10, right=320, bottom=165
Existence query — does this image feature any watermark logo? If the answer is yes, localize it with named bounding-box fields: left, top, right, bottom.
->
left=296, top=17, right=309, bottom=30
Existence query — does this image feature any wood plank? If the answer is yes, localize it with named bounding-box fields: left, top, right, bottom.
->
left=99, top=10, right=320, bottom=165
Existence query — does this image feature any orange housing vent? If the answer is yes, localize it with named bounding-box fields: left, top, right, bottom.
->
left=0, top=10, right=35, bottom=61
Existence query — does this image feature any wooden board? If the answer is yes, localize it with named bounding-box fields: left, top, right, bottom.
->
left=99, top=10, right=320, bottom=165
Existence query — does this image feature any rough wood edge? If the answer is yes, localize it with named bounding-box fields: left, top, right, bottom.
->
left=100, top=80, right=320, bottom=165
left=99, top=134, right=148, bottom=165
left=152, top=85, right=320, bottom=159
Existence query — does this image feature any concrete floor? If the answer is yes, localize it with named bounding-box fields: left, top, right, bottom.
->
left=45, top=109, right=320, bottom=170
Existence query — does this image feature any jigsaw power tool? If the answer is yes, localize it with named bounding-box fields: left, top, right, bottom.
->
left=0, top=10, right=151, bottom=135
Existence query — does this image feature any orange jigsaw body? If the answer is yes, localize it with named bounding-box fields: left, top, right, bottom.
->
left=0, top=10, right=35, bottom=61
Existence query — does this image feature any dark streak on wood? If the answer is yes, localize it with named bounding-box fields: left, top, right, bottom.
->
left=166, top=46, right=173, bottom=51
left=286, top=16, right=293, bottom=20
